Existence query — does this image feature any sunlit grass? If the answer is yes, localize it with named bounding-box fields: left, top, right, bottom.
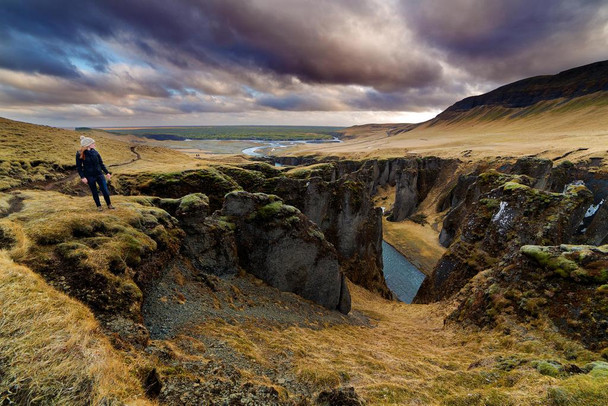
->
left=196, top=282, right=608, bottom=405
left=0, top=252, right=152, bottom=405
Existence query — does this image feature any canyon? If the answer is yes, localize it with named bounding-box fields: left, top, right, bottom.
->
left=2, top=60, right=608, bottom=405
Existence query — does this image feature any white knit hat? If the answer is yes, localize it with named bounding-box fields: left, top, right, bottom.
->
left=80, top=135, right=95, bottom=147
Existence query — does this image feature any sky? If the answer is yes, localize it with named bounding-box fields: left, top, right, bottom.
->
left=1, top=0, right=607, bottom=127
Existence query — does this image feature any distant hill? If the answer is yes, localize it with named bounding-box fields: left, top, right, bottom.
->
left=422, top=59, right=608, bottom=128
left=309, top=60, right=608, bottom=161
left=443, top=60, right=608, bottom=113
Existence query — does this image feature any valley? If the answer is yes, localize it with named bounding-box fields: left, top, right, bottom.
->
left=1, top=60, right=608, bottom=405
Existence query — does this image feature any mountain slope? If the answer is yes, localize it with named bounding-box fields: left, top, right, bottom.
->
left=442, top=60, right=608, bottom=114
left=293, top=60, right=608, bottom=162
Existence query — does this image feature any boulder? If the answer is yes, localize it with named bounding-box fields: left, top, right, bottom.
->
left=221, top=191, right=350, bottom=313
left=162, top=193, right=239, bottom=276
left=510, top=157, right=553, bottom=190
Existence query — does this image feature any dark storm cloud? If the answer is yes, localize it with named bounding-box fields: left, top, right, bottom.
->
left=400, top=0, right=608, bottom=81
left=0, top=0, right=113, bottom=77
left=0, top=0, right=606, bottom=124
left=0, top=0, right=443, bottom=89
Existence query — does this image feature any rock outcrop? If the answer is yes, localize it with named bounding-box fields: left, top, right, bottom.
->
left=449, top=244, right=608, bottom=350
left=114, top=168, right=241, bottom=210
left=115, top=163, right=391, bottom=298
left=388, top=157, right=452, bottom=222
left=160, top=193, right=240, bottom=276
left=220, top=191, right=351, bottom=314
left=262, top=177, right=388, bottom=299
left=415, top=173, right=593, bottom=303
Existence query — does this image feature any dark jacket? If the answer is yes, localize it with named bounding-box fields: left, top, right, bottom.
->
left=76, top=149, right=110, bottom=178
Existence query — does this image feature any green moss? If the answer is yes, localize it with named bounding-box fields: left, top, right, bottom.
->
left=479, top=198, right=500, bottom=209
left=285, top=215, right=301, bottom=227
left=214, top=216, right=237, bottom=231
left=179, top=193, right=206, bottom=208
left=286, top=163, right=335, bottom=180
left=521, top=245, right=553, bottom=266
left=572, top=267, right=608, bottom=283
left=477, top=170, right=526, bottom=188
left=177, top=193, right=209, bottom=216
left=116, top=231, right=156, bottom=267
left=55, top=242, right=90, bottom=262
left=503, top=181, right=528, bottom=191
left=307, top=228, right=325, bottom=240
left=583, top=361, right=608, bottom=378
left=521, top=246, right=580, bottom=277
left=533, top=360, right=563, bottom=377
left=286, top=168, right=314, bottom=179
left=495, top=356, right=526, bottom=372
left=597, top=285, right=608, bottom=294
left=254, top=201, right=283, bottom=220
left=215, top=165, right=266, bottom=188
left=564, top=184, right=592, bottom=198
left=547, top=256, right=579, bottom=277
left=547, top=375, right=608, bottom=406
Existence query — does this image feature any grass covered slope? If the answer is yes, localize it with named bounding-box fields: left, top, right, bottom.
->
left=442, top=60, right=608, bottom=112
left=0, top=117, right=135, bottom=190
left=283, top=61, right=608, bottom=162
left=0, top=190, right=183, bottom=324
left=2, top=186, right=608, bottom=405
left=287, top=92, right=608, bottom=162
left=0, top=252, right=151, bottom=405
left=0, top=116, right=205, bottom=190
left=2, top=114, right=608, bottom=404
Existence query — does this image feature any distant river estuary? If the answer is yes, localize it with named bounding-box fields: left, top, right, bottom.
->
left=381, top=241, right=426, bottom=303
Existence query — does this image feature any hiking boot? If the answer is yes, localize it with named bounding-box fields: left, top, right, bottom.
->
left=108, top=204, right=116, bottom=210
left=97, top=206, right=103, bottom=211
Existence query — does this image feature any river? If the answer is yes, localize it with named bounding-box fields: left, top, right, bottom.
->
left=382, top=241, right=426, bottom=303
left=242, top=138, right=341, bottom=157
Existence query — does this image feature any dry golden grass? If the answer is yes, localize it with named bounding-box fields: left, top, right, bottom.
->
left=0, top=116, right=245, bottom=189
left=0, top=252, right=152, bottom=405
left=280, top=94, right=608, bottom=164
left=0, top=190, right=188, bottom=325
left=197, top=282, right=608, bottom=405
left=2, top=114, right=607, bottom=405
left=0, top=118, right=134, bottom=167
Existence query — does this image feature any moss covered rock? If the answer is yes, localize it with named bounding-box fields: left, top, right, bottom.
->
left=220, top=191, right=351, bottom=313
left=114, top=169, right=240, bottom=210
left=416, top=172, right=593, bottom=304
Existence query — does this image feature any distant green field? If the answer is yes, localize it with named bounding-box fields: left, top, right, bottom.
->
left=99, top=126, right=343, bottom=141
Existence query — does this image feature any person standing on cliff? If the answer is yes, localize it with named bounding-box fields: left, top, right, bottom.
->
left=76, top=136, right=115, bottom=211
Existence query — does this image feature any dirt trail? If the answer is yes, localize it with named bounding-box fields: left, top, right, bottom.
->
left=110, top=146, right=141, bottom=168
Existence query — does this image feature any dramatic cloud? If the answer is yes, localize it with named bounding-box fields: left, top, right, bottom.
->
left=0, top=0, right=606, bottom=126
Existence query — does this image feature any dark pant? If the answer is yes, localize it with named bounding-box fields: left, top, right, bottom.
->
left=87, top=174, right=111, bottom=207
